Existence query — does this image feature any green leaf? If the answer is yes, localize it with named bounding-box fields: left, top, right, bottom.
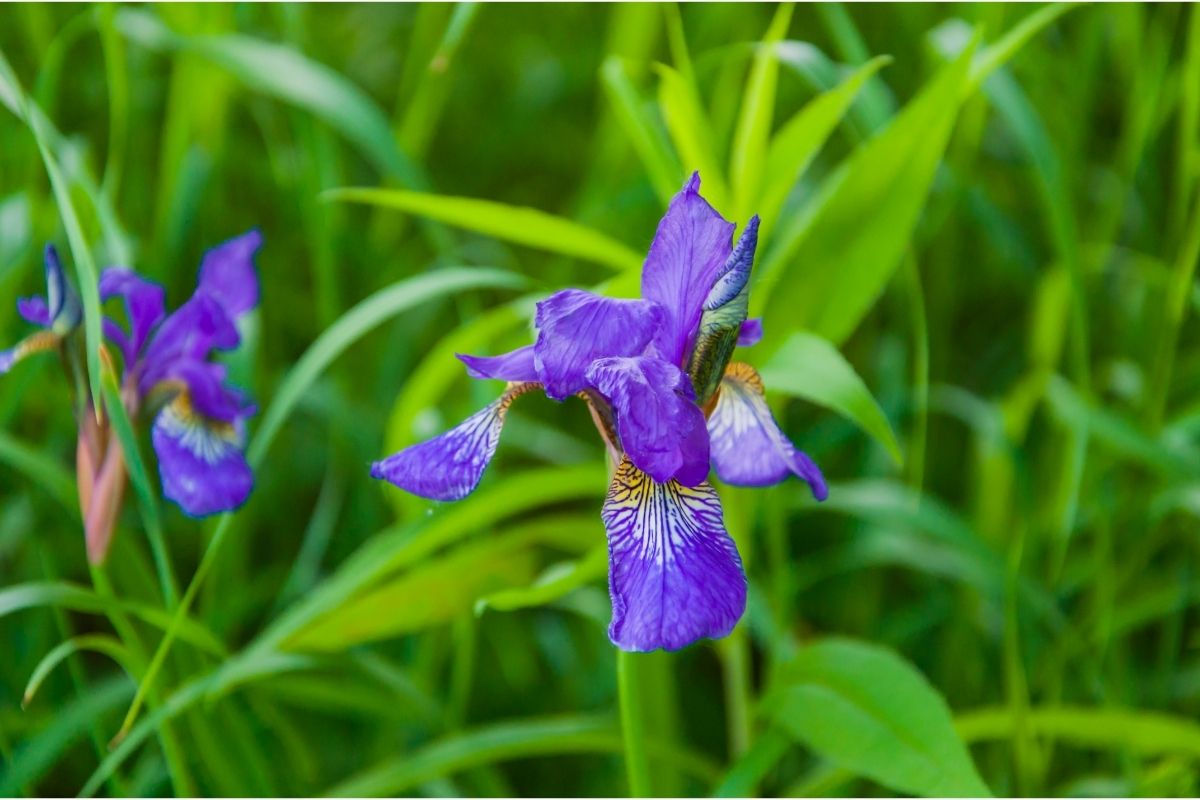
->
left=0, top=582, right=225, bottom=656
left=729, top=4, right=793, bottom=221
left=475, top=545, right=607, bottom=615
left=755, top=36, right=977, bottom=348
left=22, top=634, right=133, bottom=708
left=655, top=63, right=728, bottom=211
left=759, top=55, right=890, bottom=236
left=327, top=715, right=720, bottom=797
left=115, top=8, right=424, bottom=188
left=248, top=267, right=526, bottom=466
left=324, top=187, right=643, bottom=273
left=758, top=331, right=901, bottom=465
left=0, top=429, right=78, bottom=517
left=957, top=706, right=1200, bottom=756
left=600, top=56, right=683, bottom=205
left=283, top=533, right=541, bottom=651
left=769, top=637, right=991, bottom=797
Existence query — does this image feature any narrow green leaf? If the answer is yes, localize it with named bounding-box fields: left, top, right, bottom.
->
left=759, top=331, right=901, bottom=465
left=22, top=634, right=132, bottom=708
left=756, top=37, right=977, bottom=348
left=0, top=582, right=224, bottom=655
left=729, top=4, right=793, bottom=220
left=325, top=188, right=643, bottom=273
left=248, top=267, right=526, bottom=466
left=115, top=8, right=424, bottom=188
left=600, top=56, right=684, bottom=205
left=475, top=545, right=607, bottom=614
left=655, top=63, right=728, bottom=211
left=0, top=50, right=104, bottom=415
left=769, top=638, right=991, bottom=797
left=327, top=715, right=720, bottom=797
left=0, top=430, right=78, bottom=516
left=957, top=706, right=1200, bottom=756
left=759, top=56, right=890, bottom=235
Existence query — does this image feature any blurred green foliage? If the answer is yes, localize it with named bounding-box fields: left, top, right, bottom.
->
left=1, top=3, right=1199, bottom=797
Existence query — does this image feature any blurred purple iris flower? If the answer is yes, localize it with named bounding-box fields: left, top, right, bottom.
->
left=0, top=232, right=261, bottom=563
left=372, top=174, right=826, bottom=652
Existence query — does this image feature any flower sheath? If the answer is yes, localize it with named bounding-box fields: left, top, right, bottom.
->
left=372, top=174, right=826, bottom=651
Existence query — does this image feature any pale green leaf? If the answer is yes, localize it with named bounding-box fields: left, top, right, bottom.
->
left=758, top=331, right=901, bottom=465
left=769, top=637, right=991, bottom=797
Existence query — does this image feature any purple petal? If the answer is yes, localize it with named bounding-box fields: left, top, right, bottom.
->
left=641, top=173, right=735, bottom=366
left=150, top=358, right=255, bottom=422
left=140, top=293, right=239, bottom=393
left=737, top=318, right=763, bottom=347
left=197, top=229, right=262, bottom=321
left=43, top=245, right=80, bottom=332
left=602, top=457, right=746, bottom=651
left=152, top=395, right=253, bottom=517
left=0, top=347, right=15, bottom=374
left=99, top=268, right=166, bottom=364
left=533, top=289, right=664, bottom=400
left=702, top=215, right=759, bottom=312
left=586, top=355, right=709, bottom=486
left=17, top=297, right=51, bottom=327
left=457, top=345, right=538, bottom=383
left=707, top=363, right=827, bottom=500
left=370, top=383, right=534, bottom=501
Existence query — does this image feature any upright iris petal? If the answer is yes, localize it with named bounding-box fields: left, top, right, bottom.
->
left=196, top=229, right=262, bottom=320
left=1, top=246, right=81, bottom=374
left=641, top=173, right=735, bottom=366
left=533, top=289, right=664, bottom=400
left=602, top=457, right=746, bottom=651
left=587, top=355, right=709, bottom=486
left=99, top=268, right=166, bottom=367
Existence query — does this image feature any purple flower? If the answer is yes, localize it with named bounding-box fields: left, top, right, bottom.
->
left=372, top=174, right=826, bottom=652
left=0, top=245, right=81, bottom=374
left=101, top=230, right=262, bottom=519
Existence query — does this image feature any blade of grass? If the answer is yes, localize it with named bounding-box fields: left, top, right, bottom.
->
left=325, top=188, right=642, bottom=273
left=22, top=634, right=133, bottom=709
left=600, top=55, right=683, bottom=205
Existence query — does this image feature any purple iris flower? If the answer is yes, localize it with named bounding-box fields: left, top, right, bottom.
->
left=0, top=232, right=261, bottom=564
left=372, top=174, right=827, bottom=652
left=100, top=230, right=262, bottom=520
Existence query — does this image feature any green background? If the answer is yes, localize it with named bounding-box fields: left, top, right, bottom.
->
left=0, top=3, right=1198, bottom=797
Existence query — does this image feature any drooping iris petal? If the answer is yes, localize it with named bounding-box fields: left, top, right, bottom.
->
left=150, top=358, right=255, bottom=422
left=99, top=268, right=166, bottom=365
left=152, top=394, right=253, bottom=517
left=737, top=318, right=763, bottom=347
left=0, top=330, right=62, bottom=375
left=457, top=345, right=539, bottom=383
left=371, top=382, right=536, bottom=501
left=140, top=293, right=240, bottom=393
left=197, top=229, right=262, bottom=321
left=586, top=355, right=709, bottom=486
left=641, top=173, right=735, bottom=366
left=707, top=362, right=827, bottom=500
left=17, top=297, right=51, bottom=327
left=602, top=457, right=747, bottom=652
left=533, top=288, right=664, bottom=401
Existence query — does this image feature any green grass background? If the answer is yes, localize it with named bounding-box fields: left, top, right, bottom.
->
left=0, top=3, right=1199, bottom=797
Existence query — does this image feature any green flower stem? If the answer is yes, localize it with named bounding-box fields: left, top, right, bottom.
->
left=617, top=649, right=652, bottom=797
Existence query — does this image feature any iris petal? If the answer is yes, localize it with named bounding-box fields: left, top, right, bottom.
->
left=641, top=173, right=735, bottom=366
left=99, top=268, right=166, bottom=365
left=533, top=288, right=664, bottom=400
left=737, top=318, right=763, bottom=347
left=586, top=355, right=709, bottom=486
left=457, top=345, right=539, bottom=383
left=152, top=394, right=253, bottom=517
left=43, top=245, right=80, bottom=330
left=707, top=362, right=827, bottom=499
left=140, top=294, right=240, bottom=393
left=17, top=297, right=51, bottom=327
left=602, top=457, right=746, bottom=651
left=371, top=382, right=536, bottom=501
left=197, top=229, right=262, bottom=321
